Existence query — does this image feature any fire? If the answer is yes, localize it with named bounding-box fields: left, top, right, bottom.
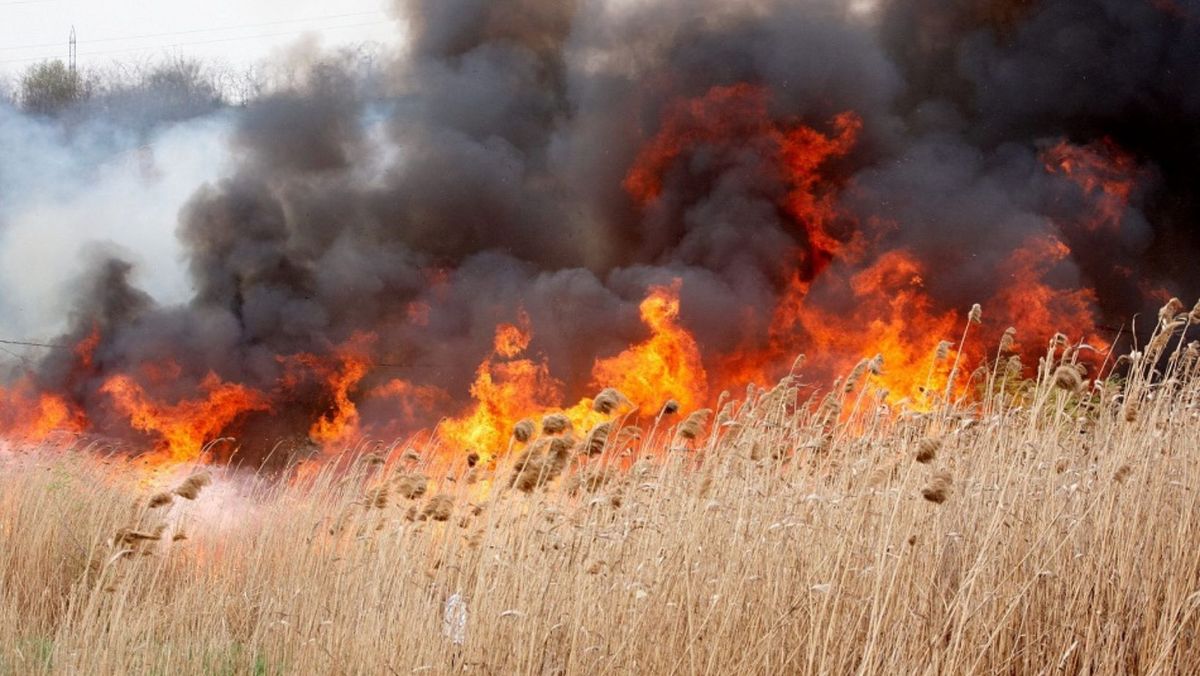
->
left=306, top=341, right=372, bottom=448
left=100, top=371, right=270, bottom=462
left=625, top=83, right=860, bottom=273
left=1043, top=139, right=1138, bottom=233
left=989, top=235, right=1108, bottom=351
left=0, top=379, right=86, bottom=443
left=0, top=81, right=1148, bottom=466
left=438, top=314, right=564, bottom=457
left=757, top=251, right=964, bottom=408
left=591, top=281, right=708, bottom=415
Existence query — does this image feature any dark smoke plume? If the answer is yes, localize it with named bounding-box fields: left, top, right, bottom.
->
left=4, top=0, right=1198, bottom=462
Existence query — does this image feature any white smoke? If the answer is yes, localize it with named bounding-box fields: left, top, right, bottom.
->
left=0, top=106, right=235, bottom=341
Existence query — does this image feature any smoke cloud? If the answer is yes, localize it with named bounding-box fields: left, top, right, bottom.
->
left=2, top=0, right=1196, bottom=462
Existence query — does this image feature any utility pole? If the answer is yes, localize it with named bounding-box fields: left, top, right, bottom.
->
left=69, top=25, right=77, bottom=77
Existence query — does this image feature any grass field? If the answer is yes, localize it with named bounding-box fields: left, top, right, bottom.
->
left=3, top=327, right=1200, bottom=674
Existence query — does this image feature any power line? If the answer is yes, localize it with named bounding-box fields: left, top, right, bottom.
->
left=0, top=338, right=67, bottom=349
left=0, top=19, right=393, bottom=65
left=0, top=9, right=387, bottom=52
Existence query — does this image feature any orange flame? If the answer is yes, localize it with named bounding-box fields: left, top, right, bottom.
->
left=100, top=371, right=270, bottom=462
left=438, top=314, right=564, bottom=457
left=625, top=83, right=860, bottom=272
left=1043, top=138, right=1137, bottom=233
left=591, top=281, right=708, bottom=415
left=0, top=378, right=86, bottom=443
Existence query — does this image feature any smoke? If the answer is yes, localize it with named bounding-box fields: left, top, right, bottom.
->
left=0, top=104, right=233, bottom=340
left=2, top=0, right=1196, bottom=461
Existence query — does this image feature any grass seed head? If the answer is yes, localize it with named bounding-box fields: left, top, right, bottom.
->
left=148, top=492, right=174, bottom=509
left=1160, top=297, right=1185, bottom=325
left=935, top=341, right=953, bottom=361
left=513, top=418, right=536, bottom=443
left=581, top=422, right=611, bottom=457
left=394, top=473, right=429, bottom=500
left=916, top=437, right=941, bottom=464
left=173, top=472, right=212, bottom=500
left=541, top=414, right=571, bottom=435
left=593, top=388, right=630, bottom=415
left=999, top=327, right=1016, bottom=353
left=1005, top=355, right=1023, bottom=378
left=423, top=494, right=454, bottom=522
left=1053, top=364, right=1083, bottom=391
left=364, top=486, right=389, bottom=509
left=1113, top=465, right=1133, bottom=483
left=921, top=471, right=952, bottom=504
left=678, top=409, right=712, bottom=441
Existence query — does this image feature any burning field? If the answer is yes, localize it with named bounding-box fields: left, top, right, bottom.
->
left=3, top=0, right=1200, bottom=672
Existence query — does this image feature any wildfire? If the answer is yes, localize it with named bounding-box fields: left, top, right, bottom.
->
left=437, top=313, right=564, bottom=458
left=0, top=379, right=86, bottom=443
left=1043, top=139, right=1138, bottom=233
left=0, top=80, right=1148, bottom=468
left=100, top=371, right=270, bottom=462
left=625, top=83, right=860, bottom=273
left=591, top=281, right=708, bottom=415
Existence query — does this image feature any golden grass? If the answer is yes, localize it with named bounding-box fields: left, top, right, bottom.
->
left=3, top=325, right=1200, bottom=673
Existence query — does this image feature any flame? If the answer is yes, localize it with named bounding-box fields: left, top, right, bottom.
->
left=307, top=341, right=372, bottom=448
left=625, top=83, right=860, bottom=274
left=438, top=315, right=564, bottom=457
left=591, top=281, right=708, bottom=415
left=100, top=371, right=270, bottom=462
left=0, top=378, right=86, bottom=443
left=1043, top=138, right=1137, bottom=233
left=989, top=235, right=1108, bottom=351
left=0, top=83, right=1144, bottom=466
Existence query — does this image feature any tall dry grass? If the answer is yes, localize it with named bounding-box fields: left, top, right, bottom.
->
left=3, top=314, right=1200, bottom=674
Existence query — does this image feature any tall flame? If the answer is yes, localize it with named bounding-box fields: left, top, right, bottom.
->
left=591, top=281, right=707, bottom=415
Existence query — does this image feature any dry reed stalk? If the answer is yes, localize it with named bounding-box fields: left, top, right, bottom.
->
left=513, top=418, right=536, bottom=443
left=173, top=472, right=213, bottom=500
left=592, top=388, right=630, bottom=415
left=394, top=473, right=429, bottom=500
left=916, top=437, right=940, bottom=464
left=541, top=414, right=571, bottom=435
left=921, top=471, right=952, bottom=504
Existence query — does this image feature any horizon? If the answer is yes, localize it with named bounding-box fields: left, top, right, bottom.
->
left=0, top=0, right=401, bottom=80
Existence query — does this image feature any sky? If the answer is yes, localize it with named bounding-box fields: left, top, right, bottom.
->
left=0, top=0, right=402, bottom=78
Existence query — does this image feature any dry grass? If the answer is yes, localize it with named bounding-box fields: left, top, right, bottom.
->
left=3, top=328, right=1200, bottom=674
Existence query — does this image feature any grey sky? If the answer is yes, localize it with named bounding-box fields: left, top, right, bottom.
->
left=0, top=0, right=402, bottom=78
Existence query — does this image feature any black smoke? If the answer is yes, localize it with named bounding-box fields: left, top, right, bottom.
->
left=10, top=0, right=1200, bottom=461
